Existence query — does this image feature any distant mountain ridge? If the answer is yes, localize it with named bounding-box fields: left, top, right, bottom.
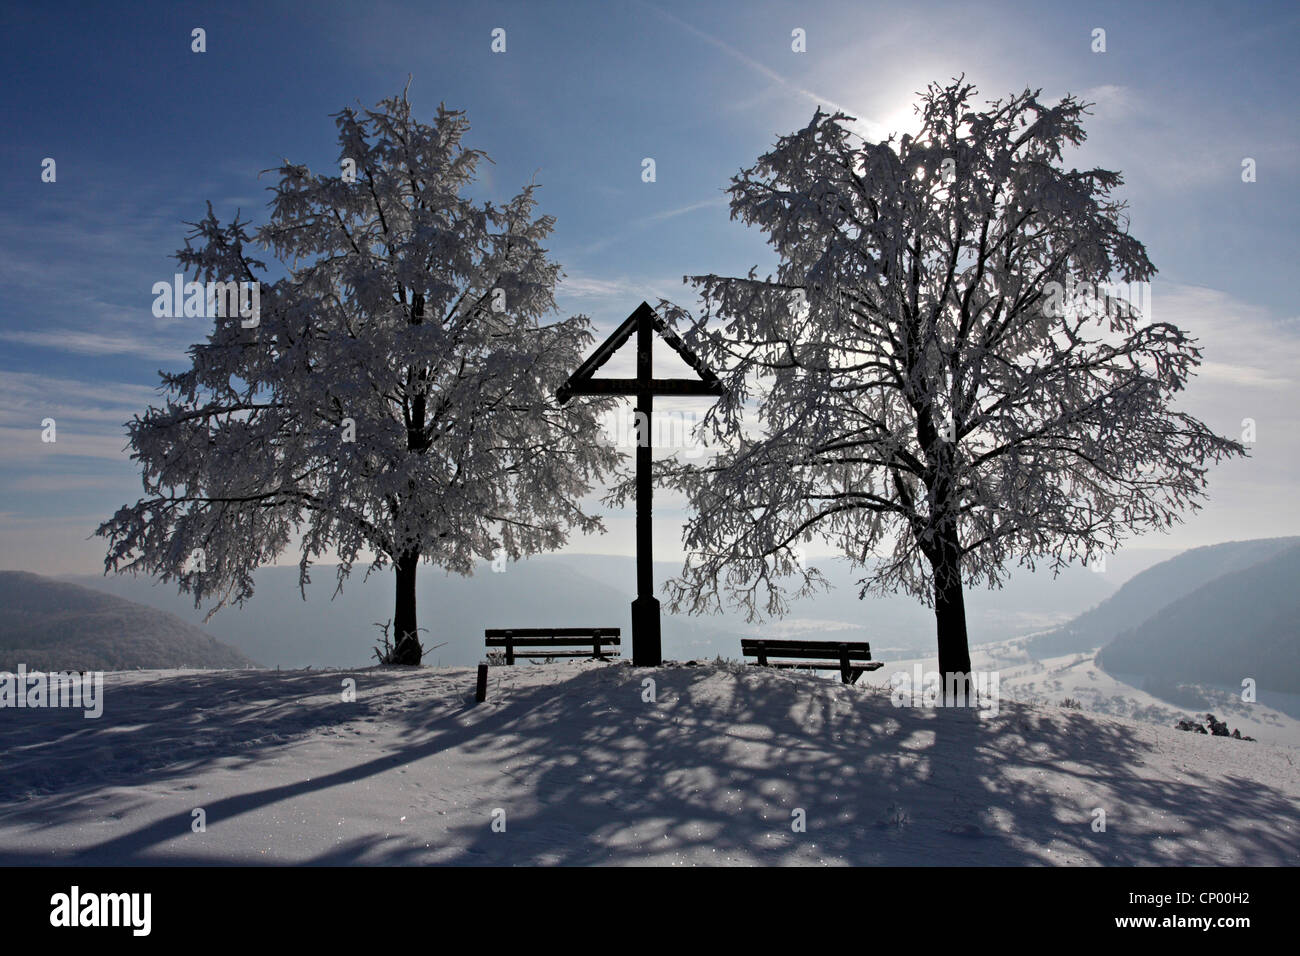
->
left=1098, top=544, right=1300, bottom=695
left=1024, top=536, right=1300, bottom=659
left=0, top=571, right=256, bottom=671
left=64, top=560, right=736, bottom=669
left=64, top=552, right=1123, bottom=668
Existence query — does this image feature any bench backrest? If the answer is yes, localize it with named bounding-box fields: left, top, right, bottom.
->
left=485, top=628, right=620, bottom=645
left=741, top=639, right=872, bottom=660
left=485, top=628, right=621, bottom=664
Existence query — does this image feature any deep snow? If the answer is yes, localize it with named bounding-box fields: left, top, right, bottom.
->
left=0, top=661, right=1296, bottom=865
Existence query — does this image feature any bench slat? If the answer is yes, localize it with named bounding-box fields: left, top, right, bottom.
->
left=485, top=628, right=621, bottom=638
left=751, top=661, right=885, bottom=671
left=486, top=635, right=622, bottom=646
left=741, top=638, right=871, bottom=651
left=503, top=650, right=622, bottom=659
left=740, top=646, right=873, bottom=661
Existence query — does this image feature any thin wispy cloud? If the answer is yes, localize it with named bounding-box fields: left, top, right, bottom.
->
left=638, top=0, right=890, bottom=139
left=0, top=371, right=155, bottom=463
left=0, top=427, right=131, bottom=463
left=644, top=196, right=730, bottom=223
left=1163, top=284, right=1300, bottom=401
left=0, top=330, right=190, bottom=364
left=556, top=274, right=642, bottom=300
left=574, top=197, right=731, bottom=256
left=7, top=473, right=135, bottom=493
left=1197, top=361, right=1293, bottom=389
left=1078, top=84, right=1138, bottom=120
left=0, top=371, right=159, bottom=418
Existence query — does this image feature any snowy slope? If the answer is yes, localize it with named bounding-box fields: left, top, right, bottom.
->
left=0, top=572, right=256, bottom=671
left=860, top=637, right=1300, bottom=750
left=0, top=662, right=1296, bottom=865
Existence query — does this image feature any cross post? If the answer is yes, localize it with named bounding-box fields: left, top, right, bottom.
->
left=555, top=302, right=724, bottom=666
left=631, top=307, right=660, bottom=664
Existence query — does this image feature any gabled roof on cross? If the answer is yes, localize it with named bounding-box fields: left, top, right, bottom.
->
left=555, top=301, right=724, bottom=404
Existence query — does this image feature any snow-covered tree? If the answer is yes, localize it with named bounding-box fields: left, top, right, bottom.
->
left=653, top=79, right=1247, bottom=688
left=98, top=90, right=620, bottom=665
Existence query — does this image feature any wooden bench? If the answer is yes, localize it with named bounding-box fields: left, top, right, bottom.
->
left=484, top=628, right=621, bottom=665
left=741, top=639, right=884, bottom=684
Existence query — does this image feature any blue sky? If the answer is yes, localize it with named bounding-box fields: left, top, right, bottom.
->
left=2, top=0, right=1297, bottom=576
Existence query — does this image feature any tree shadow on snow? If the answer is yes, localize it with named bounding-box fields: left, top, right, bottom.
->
left=1, top=664, right=1295, bottom=865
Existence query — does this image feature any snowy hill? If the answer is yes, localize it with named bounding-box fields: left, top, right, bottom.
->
left=0, top=661, right=1295, bottom=865
left=1024, top=537, right=1300, bottom=659
left=1098, top=544, right=1300, bottom=695
left=0, top=572, right=256, bottom=671
left=862, top=636, right=1300, bottom=749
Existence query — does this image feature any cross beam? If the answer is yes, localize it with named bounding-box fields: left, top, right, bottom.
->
left=556, top=302, right=723, bottom=666
left=563, top=378, right=724, bottom=397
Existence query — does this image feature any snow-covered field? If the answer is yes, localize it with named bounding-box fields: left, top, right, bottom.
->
left=860, top=637, right=1300, bottom=750
left=1, top=661, right=1297, bottom=865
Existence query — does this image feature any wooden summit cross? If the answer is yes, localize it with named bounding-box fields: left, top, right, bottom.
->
left=556, top=302, right=724, bottom=666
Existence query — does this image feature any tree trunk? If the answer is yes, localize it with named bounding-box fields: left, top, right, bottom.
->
left=391, top=549, right=422, bottom=665
left=931, top=524, right=972, bottom=704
